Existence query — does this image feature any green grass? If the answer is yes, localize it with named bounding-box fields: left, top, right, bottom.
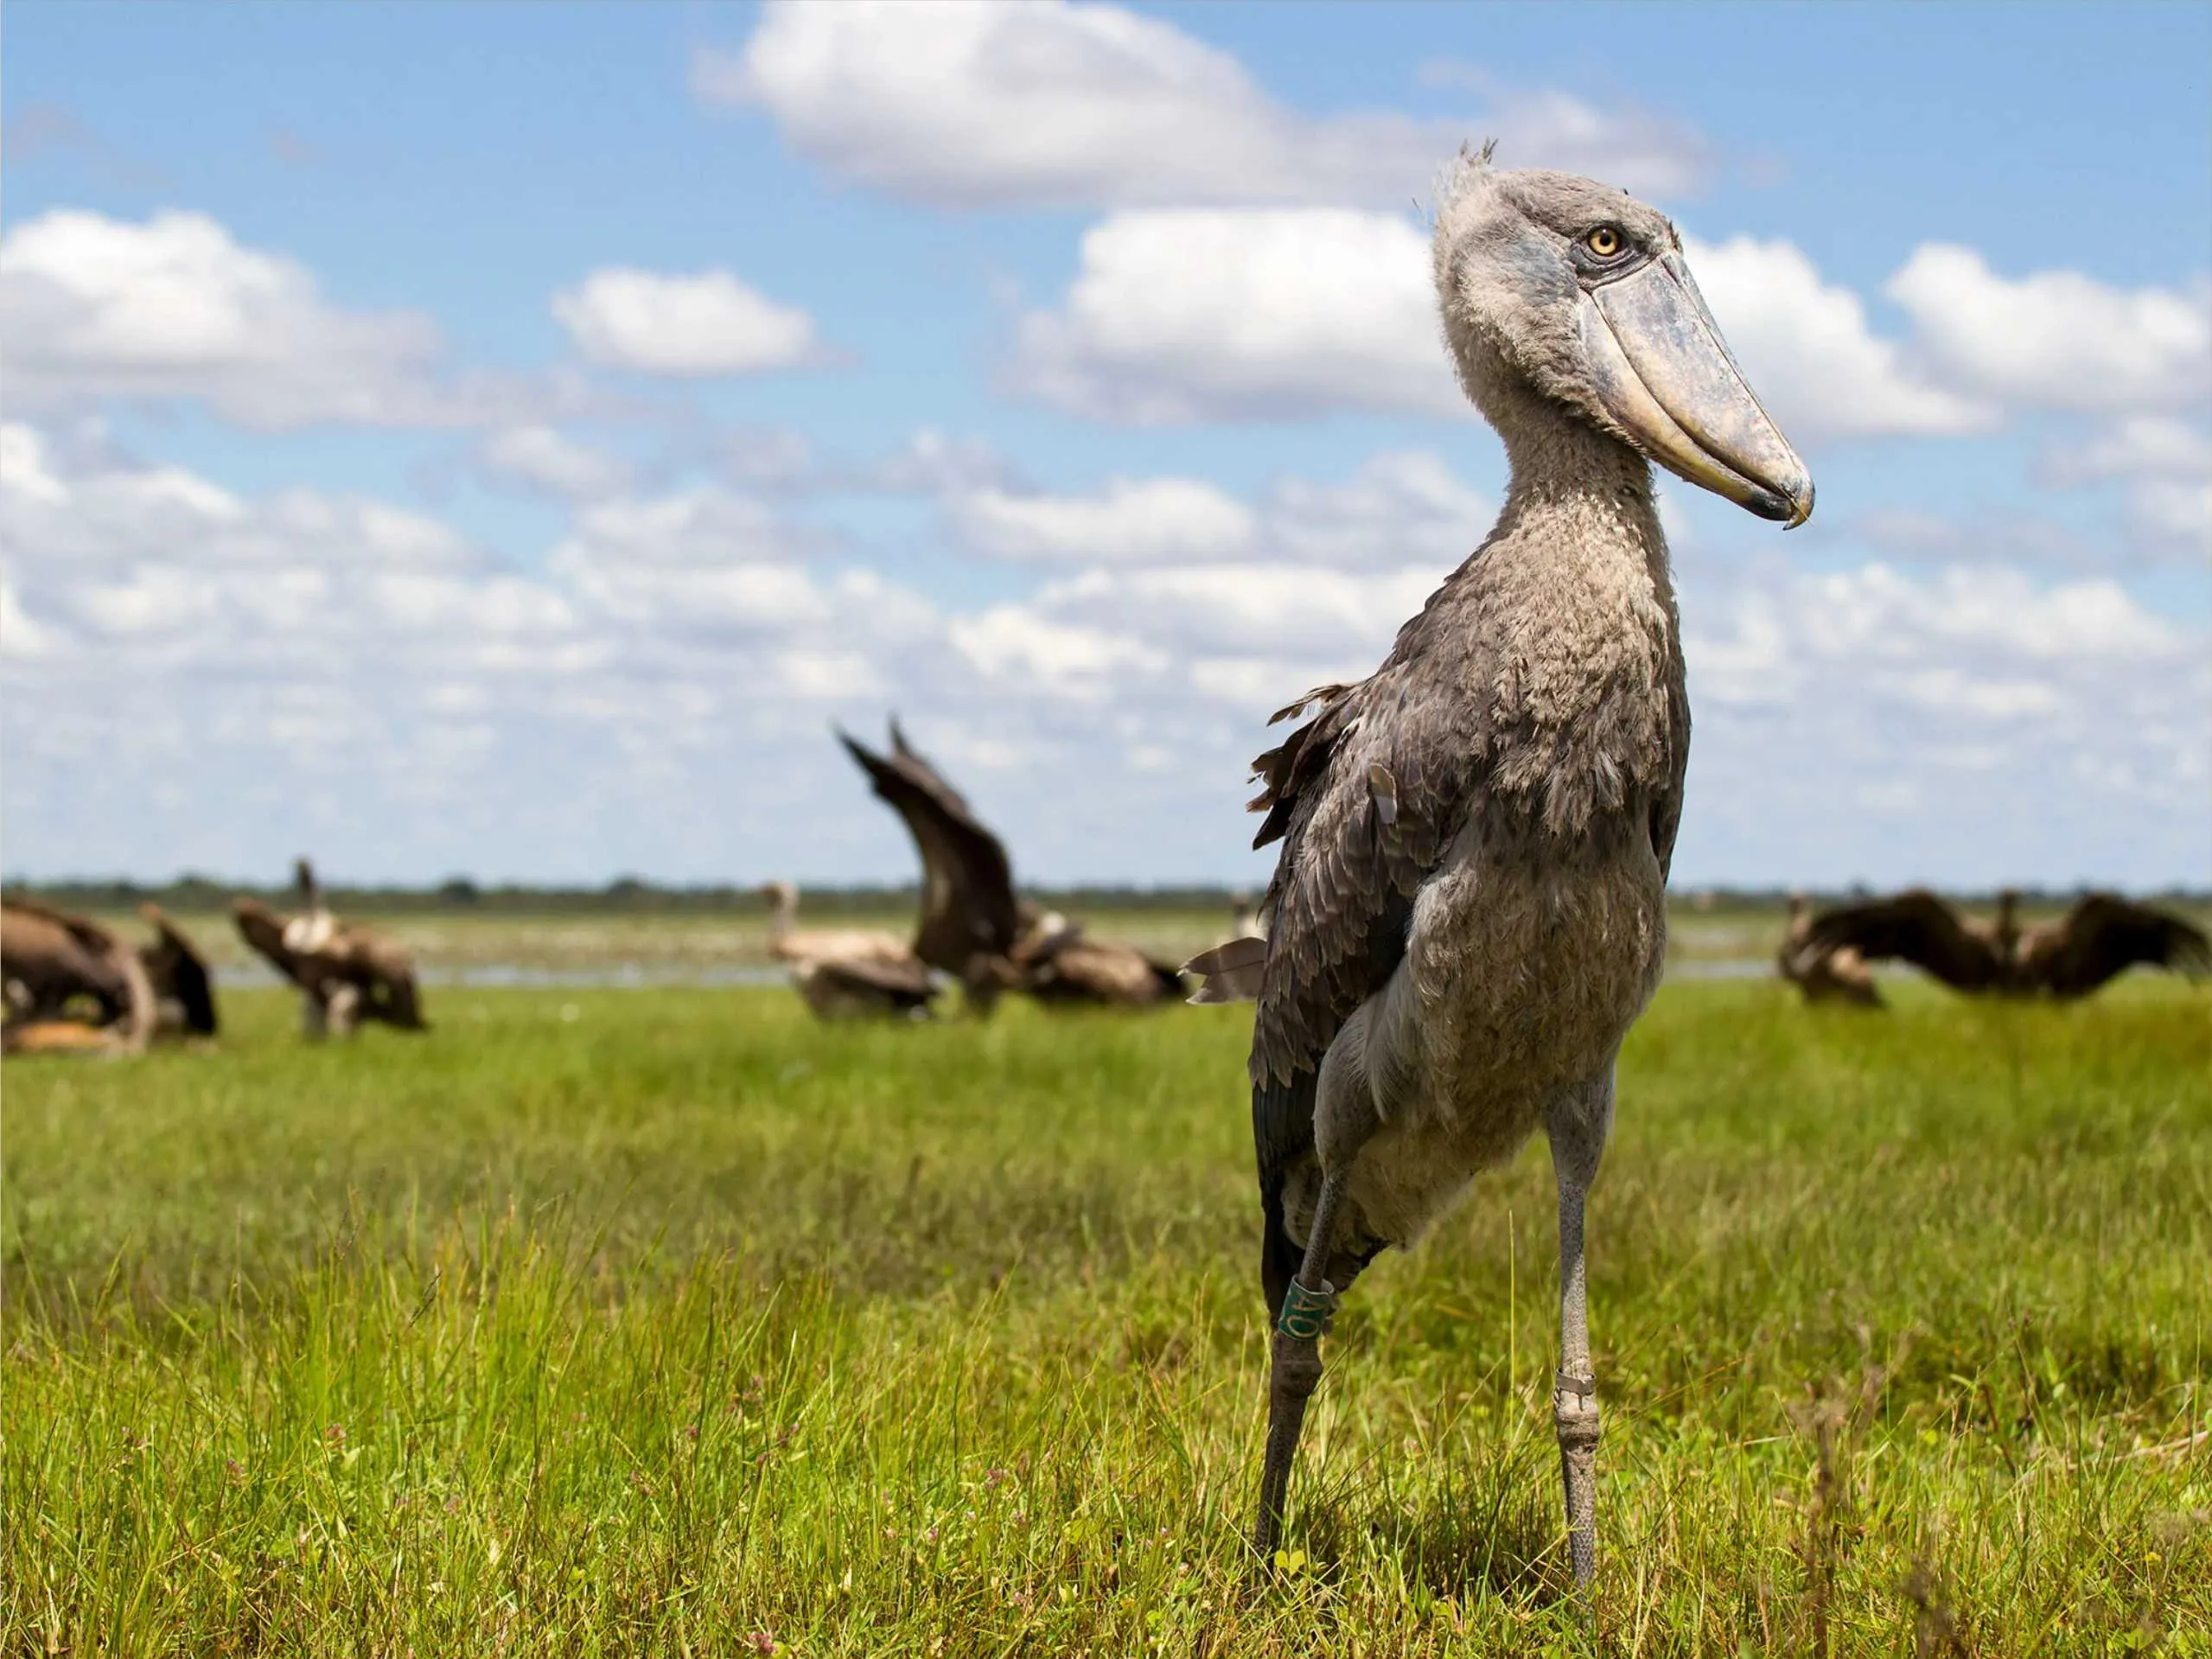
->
left=4, top=978, right=2208, bottom=1656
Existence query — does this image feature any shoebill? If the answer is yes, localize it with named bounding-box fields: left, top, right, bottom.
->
left=1184, top=150, right=1814, bottom=1585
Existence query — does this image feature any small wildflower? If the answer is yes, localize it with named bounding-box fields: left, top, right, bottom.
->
left=744, top=1634, right=777, bottom=1656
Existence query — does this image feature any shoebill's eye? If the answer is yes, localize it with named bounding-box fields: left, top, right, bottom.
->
left=1585, top=226, right=1623, bottom=258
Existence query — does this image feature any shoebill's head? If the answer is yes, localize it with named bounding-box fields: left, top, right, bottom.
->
left=1433, top=149, right=1814, bottom=526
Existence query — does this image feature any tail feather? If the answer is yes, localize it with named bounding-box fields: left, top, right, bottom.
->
left=1182, top=935, right=1266, bottom=1005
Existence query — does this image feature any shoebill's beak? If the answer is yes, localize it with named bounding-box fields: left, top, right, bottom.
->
left=1581, top=252, right=1814, bottom=527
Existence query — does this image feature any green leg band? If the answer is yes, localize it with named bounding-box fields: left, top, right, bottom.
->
left=1275, top=1277, right=1337, bottom=1343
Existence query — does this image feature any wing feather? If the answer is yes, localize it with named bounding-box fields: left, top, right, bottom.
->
left=839, top=725, right=1021, bottom=973
left=2033, top=895, right=2212, bottom=998
left=1803, top=890, right=2000, bottom=991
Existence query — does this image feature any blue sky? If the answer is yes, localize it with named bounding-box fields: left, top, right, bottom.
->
left=3, top=1, right=2207, bottom=890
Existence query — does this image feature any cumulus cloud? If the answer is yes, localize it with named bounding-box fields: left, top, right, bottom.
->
left=551, top=267, right=821, bottom=376
left=953, top=476, right=1256, bottom=563
left=947, top=450, right=1490, bottom=568
left=547, top=488, right=849, bottom=635
left=698, top=0, right=1708, bottom=210
left=1680, top=559, right=2208, bottom=881
left=2044, top=416, right=2212, bottom=484
left=1682, top=235, right=1993, bottom=442
left=1008, top=208, right=1456, bottom=421
left=1886, top=247, right=2212, bottom=413
left=2035, top=416, right=2212, bottom=560
left=0, top=209, right=557, bottom=430
left=4, top=418, right=2202, bottom=887
left=0, top=422, right=953, bottom=877
left=475, top=425, right=633, bottom=501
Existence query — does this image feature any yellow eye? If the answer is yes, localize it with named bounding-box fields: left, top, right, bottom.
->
left=1586, top=226, right=1622, bottom=258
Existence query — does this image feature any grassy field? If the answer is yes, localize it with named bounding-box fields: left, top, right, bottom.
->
left=4, top=967, right=2208, bottom=1655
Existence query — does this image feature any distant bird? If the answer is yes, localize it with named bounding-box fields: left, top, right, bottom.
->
left=758, top=881, right=915, bottom=969
left=1010, top=904, right=1186, bottom=1008
left=139, top=904, right=220, bottom=1037
left=1776, top=893, right=1883, bottom=1008
left=1, top=898, right=156, bottom=1055
left=1182, top=152, right=1813, bottom=1582
left=839, top=721, right=1185, bottom=1010
left=234, top=859, right=427, bottom=1037
left=838, top=721, right=1023, bottom=1011
left=757, top=879, right=936, bottom=1020
left=1805, top=889, right=2209, bottom=1000
left=787, top=953, right=940, bottom=1021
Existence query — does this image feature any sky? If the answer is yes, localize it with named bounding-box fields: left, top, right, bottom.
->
left=3, top=0, right=2208, bottom=892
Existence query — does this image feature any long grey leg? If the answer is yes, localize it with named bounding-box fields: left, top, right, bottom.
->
left=1553, top=1172, right=1599, bottom=1586
left=1254, top=1004, right=1393, bottom=1560
left=1254, top=1166, right=1351, bottom=1558
left=299, top=988, right=328, bottom=1040
left=1546, top=1069, right=1615, bottom=1591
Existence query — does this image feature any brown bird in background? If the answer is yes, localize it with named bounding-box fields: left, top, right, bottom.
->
left=2, top=898, right=157, bottom=1055
left=1776, top=893, right=1883, bottom=1007
left=757, top=879, right=936, bottom=1020
left=1010, top=904, right=1186, bottom=1008
left=139, top=904, right=220, bottom=1037
left=234, top=859, right=427, bottom=1037
left=838, top=720, right=1184, bottom=1009
left=1803, top=889, right=2209, bottom=999
left=758, top=880, right=916, bottom=968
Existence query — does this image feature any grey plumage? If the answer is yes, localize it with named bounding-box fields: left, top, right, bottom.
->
left=1195, top=153, right=1814, bottom=1581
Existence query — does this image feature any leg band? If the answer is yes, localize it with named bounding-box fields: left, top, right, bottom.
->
left=1275, top=1277, right=1337, bottom=1342
left=1552, top=1370, right=1601, bottom=1452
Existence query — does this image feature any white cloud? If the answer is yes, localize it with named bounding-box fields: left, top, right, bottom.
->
left=953, top=476, right=1255, bottom=563
left=1886, top=247, right=2212, bottom=413
left=552, top=267, right=820, bottom=376
left=1263, top=450, right=1493, bottom=567
left=2034, top=416, right=2212, bottom=560
left=1680, top=559, right=2208, bottom=883
left=0, top=209, right=491, bottom=429
left=851, top=429, right=1016, bottom=495
left=2128, top=477, right=2212, bottom=554
left=948, top=608, right=1167, bottom=699
left=1009, top=208, right=1455, bottom=421
left=947, top=450, right=1492, bottom=569
left=2045, top=416, right=2212, bottom=484
left=4, top=419, right=2203, bottom=888
left=0, top=424, right=966, bottom=878
left=700, top=0, right=1707, bottom=210
left=1682, top=235, right=1992, bottom=442
left=476, top=425, right=632, bottom=501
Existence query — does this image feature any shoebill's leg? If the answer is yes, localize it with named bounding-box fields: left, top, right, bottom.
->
left=1546, top=1067, right=1616, bottom=1591
left=1254, top=1002, right=1389, bottom=1560
left=299, top=986, right=329, bottom=1040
